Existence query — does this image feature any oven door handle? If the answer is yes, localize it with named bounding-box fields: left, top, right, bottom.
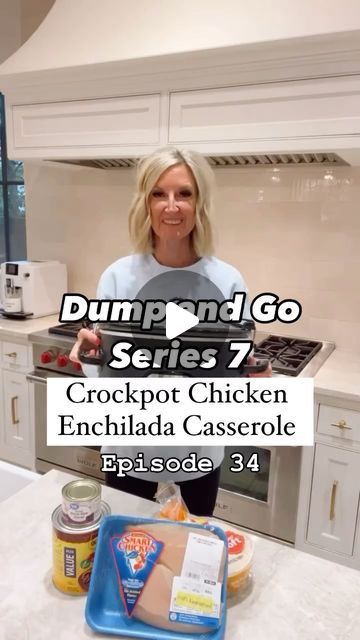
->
left=26, top=371, right=48, bottom=384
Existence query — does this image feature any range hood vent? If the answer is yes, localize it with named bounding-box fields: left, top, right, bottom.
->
left=55, top=152, right=349, bottom=170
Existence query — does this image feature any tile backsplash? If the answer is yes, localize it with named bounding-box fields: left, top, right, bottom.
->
left=24, top=161, right=360, bottom=351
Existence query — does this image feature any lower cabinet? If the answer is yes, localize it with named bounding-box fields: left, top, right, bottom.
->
left=296, top=398, right=360, bottom=568
left=307, top=444, right=360, bottom=556
left=3, top=370, right=31, bottom=453
left=0, top=345, right=34, bottom=469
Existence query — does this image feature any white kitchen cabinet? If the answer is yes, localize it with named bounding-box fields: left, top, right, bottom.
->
left=2, top=370, right=31, bottom=452
left=1, top=340, right=30, bottom=370
left=317, top=404, right=360, bottom=445
left=4, top=73, right=360, bottom=160
left=0, top=338, right=34, bottom=469
left=11, top=93, right=162, bottom=158
left=307, top=444, right=360, bottom=556
left=168, top=76, right=360, bottom=154
left=296, top=397, right=360, bottom=569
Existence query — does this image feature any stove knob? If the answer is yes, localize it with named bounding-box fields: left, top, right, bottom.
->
left=72, top=361, right=82, bottom=372
left=57, top=353, right=69, bottom=368
left=41, top=350, right=55, bottom=364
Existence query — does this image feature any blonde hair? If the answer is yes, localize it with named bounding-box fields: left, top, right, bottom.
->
left=128, top=147, right=215, bottom=256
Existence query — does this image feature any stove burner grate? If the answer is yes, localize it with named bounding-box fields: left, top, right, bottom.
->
left=48, top=322, right=83, bottom=338
left=253, top=335, right=322, bottom=376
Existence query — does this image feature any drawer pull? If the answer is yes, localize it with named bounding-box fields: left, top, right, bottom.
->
left=329, top=480, right=338, bottom=521
left=331, top=420, right=352, bottom=430
left=5, top=352, right=17, bottom=358
left=11, top=396, right=19, bottom=425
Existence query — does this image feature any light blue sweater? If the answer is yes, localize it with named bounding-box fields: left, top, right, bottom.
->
left=84, top=254, right=250, bottom=481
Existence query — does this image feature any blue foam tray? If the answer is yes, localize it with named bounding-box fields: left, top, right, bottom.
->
left=85, top=515, right=228, bottom=640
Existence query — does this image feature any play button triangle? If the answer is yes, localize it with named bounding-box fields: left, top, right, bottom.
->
left=165, top=302, right=199, bottom=340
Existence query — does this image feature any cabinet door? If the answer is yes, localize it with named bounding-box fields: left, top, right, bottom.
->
left=307, top=444, right=360, bottom=556
left=2, top=370, right=30, bottom=452
left=12, top=94, right=161, bottom=154
left=169, top=76, right=360, bottom=148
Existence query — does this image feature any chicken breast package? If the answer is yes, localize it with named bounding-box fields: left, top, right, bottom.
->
left=86, top=515, right=228, bottom=640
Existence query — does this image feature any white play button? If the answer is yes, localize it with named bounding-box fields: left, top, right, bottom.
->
left=165, top=302, right=199, bottom=340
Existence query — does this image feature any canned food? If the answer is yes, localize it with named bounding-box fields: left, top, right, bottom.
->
left=52, top=500, right=110, bottom=595
left=62, top=478, right=102, bottom=524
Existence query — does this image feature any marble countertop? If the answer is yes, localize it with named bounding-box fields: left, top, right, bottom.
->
left=314, top=348, right=360, bottom=403
left=0, top=314, right=59, bottom=340
left=1, top=469, right=360, bottom=640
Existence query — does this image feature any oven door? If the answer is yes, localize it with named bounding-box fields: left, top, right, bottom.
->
left=214, top=445, right=302, bottom=543
left=27, top=369, right=104, bottom=481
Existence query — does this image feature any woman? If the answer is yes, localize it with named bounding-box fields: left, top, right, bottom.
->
left=70, top=147, right=271, bottom=516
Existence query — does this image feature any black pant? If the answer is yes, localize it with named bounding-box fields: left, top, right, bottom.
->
left=105, top=466, right=221, bottom=516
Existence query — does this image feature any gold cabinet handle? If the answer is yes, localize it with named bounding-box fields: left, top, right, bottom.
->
left=331, top=419, right=352, bottom=430
left=11, top=396, right=19, bottom=425
left=329, top=480, right=338, bottom=521
left=5, top=352, right=17, bottom=358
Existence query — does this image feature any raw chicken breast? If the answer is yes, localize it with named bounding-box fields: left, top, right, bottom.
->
left=126, top=523, right=225, bottom=580
left=134, top=563, right=213, bottom=635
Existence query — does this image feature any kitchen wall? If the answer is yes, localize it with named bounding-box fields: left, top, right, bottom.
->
left=24, top=161, right=360, bottom=352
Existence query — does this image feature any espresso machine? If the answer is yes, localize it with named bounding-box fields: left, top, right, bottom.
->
left=0, top=260, right=67, bottom=318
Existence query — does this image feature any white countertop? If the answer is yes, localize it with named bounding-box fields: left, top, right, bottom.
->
left=0, top=314, right=59, bottom=339
left=314, top=348, right=360, bottom=403
left=1, top=469, right=360, bottom=640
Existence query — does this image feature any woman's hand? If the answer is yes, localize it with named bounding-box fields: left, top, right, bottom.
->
left=247, top=354, right=273, bottom=377
left=69, top=328, right=101, bottom=364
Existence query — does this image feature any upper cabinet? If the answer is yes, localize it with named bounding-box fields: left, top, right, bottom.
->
left=5, top=75, right=360, bottom=163
left=9, top=94, right=163, bottom=158
left=2, top=28, right=360, bottom=163
left=168, top=76, right=360, bottom=154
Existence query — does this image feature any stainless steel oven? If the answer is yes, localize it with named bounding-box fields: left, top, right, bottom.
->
left=214, top=445, right=302, bottom=542
left=27, top=335, right=105, bottom=481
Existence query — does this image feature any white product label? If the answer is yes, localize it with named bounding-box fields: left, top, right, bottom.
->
left=169, top=533, right=224, bottom=628
left=181, top=533, right=224, bottom=583
left=63, top=501, right=97, bottom=523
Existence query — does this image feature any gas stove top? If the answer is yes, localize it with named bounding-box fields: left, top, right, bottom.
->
left=254, top=332, right=334, bottom=377
left=48, top=322, right=84, bottom=337
left=253, top=335, right=322, bottom=376
left=30, top=322, right=335, bottom=378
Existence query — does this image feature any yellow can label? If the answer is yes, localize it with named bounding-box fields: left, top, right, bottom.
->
left=52, top=529, right=98, bottom=594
